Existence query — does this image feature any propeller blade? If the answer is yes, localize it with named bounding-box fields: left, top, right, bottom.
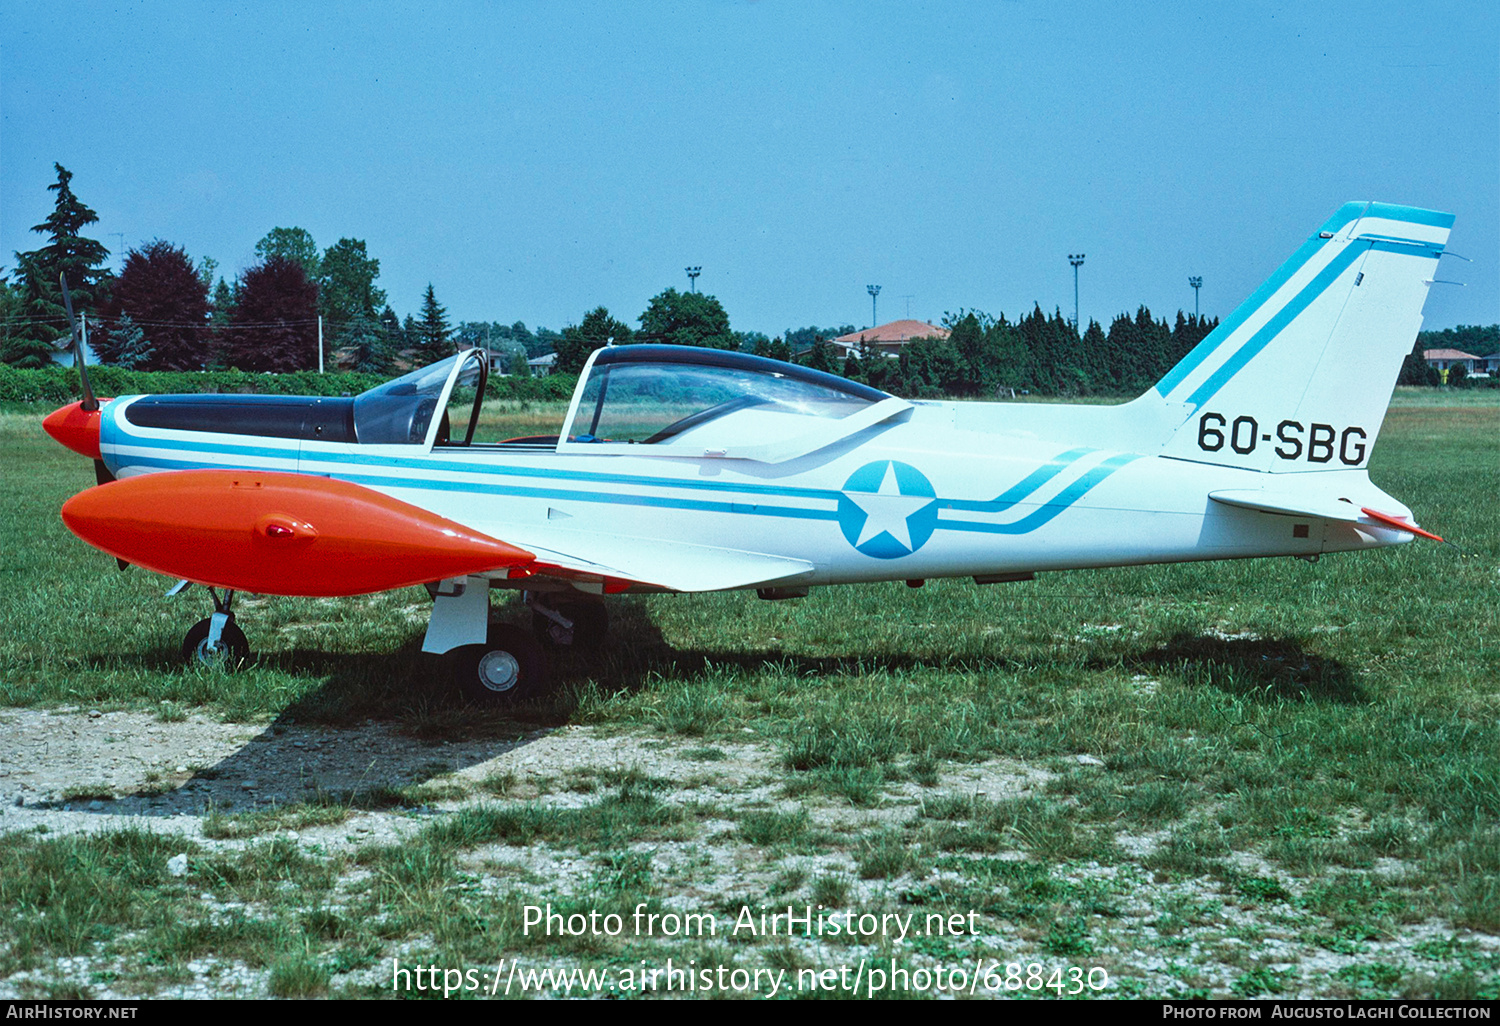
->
left=58, top=273, right=98, bottom=413
left=94, top=459, right=115, bottom=486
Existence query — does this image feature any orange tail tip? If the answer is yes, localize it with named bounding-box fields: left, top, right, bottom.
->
left=1360, top=506, right=1444, bottom=543
left=43, top=400, right=108, bottom=460
left=60, top=469, right=534, bottom=596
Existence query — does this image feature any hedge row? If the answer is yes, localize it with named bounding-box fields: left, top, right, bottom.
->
left=0, top=363, right=579, bottom=404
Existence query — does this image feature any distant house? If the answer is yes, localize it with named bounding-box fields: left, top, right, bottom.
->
left=1423, top=348, right=1482, bottom=375
left=831, top=320, right=950, bottom=359
left=527, top=352, right=556, bottom=377
left=1479, top=352, right=1500, bottom=377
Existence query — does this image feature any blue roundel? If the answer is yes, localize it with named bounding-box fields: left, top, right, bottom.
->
left=836, top=460, right=938, bottom=559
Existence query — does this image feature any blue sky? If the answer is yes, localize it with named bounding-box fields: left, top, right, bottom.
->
left=3, top=1, right=1495, bottom=337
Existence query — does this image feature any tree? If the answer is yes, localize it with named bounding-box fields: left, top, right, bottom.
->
left=416, top=283, right=450, bottom=359
left=341, top=310, right=389, bottom=373
left=637, top=288, right=735, bottom=349
left=99, top=313, right=153, bottom=369
left=319, top=238, right=385, bottom=326
left=1398, top=336, right=1440, bottom=386
left=225, top=256, right=319, bottom=371
left=800, top=335, right=837, bottom=374
left=7, top=163, right=112, bottom=366
left=556, top=306, right=633, bottom=373
left=109, top=240, right=210, bottom=370
left=254, top=227, right=320, bottom=281
left=0, top=275, right=44, bottom=368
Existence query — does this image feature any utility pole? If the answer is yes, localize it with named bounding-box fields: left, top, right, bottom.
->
left=867, top=284, right=881, bottom=328
left=686, top=266, right=701, bottom=293
left=1068, top=254, right=1085, bottom=332
left=1189, top=276, right=1202, bottom=319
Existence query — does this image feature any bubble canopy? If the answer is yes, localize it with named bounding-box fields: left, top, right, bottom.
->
left=559, top=345, right=902, bottom=460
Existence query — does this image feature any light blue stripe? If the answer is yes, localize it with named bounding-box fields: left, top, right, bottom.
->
left=112, top=450, right=1129, bottom=538
left=329, top=470, right=842, bottom=522
left=114, top=424, right=1099, bottom=508
left=1364, top=203, right=1455, bottom=230
left=937, top=454, right=1142, bottom=535
left=109, top=454, right=842, bottom=522
left=1156, top=233, right=1328, bottom=397
left=938, top=448, right=1092, bottom=512
left=1182, top=243, right=1368, bottom=408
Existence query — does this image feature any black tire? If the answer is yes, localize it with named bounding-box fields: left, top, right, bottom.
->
left=182, top=617, right=250, bottom=669
left=453, top=623, right=549, bottom=704
left=532, top=601, right=609, bottom=651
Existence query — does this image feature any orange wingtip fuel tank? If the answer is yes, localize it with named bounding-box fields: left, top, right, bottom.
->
left=61, top=469, right=535, bottom=596
left=43, top=400, right=108, bottom=460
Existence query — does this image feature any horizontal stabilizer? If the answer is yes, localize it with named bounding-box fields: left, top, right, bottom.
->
left=1208, top=489, right=1364, bottom=522
left=1209, top=490, right=1441, bottom=541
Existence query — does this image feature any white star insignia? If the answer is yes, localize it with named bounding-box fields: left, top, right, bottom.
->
left=845, top=462, right=933, bottom=551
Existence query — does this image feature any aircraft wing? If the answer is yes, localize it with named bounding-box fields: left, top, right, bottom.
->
left=59, top=469, right=815, bottom=597
left=472, top=522, right=818, bottom=593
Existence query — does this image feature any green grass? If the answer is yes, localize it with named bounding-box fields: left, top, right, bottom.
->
left=1, top=393, right=1497, bottom=998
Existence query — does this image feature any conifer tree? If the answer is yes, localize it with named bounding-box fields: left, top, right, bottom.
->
left=418, top=283, right=451, bottom=358
left=109, top=313, right=153, bottom=369
left=6, top=164, right=112, bottom=366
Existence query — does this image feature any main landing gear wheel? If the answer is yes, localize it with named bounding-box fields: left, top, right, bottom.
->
left=453, top=624, right=549, bottom=704
left=531, top=601, right=609, bottom=651
left=182, top=617, right=250, bottom=669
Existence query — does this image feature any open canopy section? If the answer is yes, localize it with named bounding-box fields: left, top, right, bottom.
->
left=353, top=350, right=487, bottom=446
left=559, top=345, right=910, bottom=462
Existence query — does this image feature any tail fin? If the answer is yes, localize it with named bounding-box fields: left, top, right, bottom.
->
left=1158, top=202, right=1452, bottom=473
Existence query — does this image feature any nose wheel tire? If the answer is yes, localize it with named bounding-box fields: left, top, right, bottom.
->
left=532, top=601, right=609, bottom=651
left=182, top=617, right=250, bottom=669
left=453, top=624, right=549, bottom=704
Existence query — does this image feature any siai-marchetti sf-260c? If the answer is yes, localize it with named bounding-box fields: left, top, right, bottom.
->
left=44, top=202, right=1451, bottom=702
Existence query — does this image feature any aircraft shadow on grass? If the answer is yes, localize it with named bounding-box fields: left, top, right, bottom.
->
left=57, top=601, right=1359, bottom=819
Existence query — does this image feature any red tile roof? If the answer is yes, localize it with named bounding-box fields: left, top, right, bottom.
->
left=1423, top=349, right=1481, bottom=360
left=833, top=320, right=950, bottom=344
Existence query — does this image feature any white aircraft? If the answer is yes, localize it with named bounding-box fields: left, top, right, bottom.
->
left=44, top=201, right=1451, bottom=702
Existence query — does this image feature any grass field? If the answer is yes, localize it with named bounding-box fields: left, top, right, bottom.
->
left=0, top=389, right=1496, bottom=999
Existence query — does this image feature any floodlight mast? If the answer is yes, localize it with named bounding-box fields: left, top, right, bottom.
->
left=1189, top=276, right=1203, bottom=319
left=686, top=266, right=701, bottom=293
left=1068, top=254, right=1085, bottom=333
left=867, top=284, right=881, bottom=328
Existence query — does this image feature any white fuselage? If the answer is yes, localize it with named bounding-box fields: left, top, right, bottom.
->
left=100, top=395, right=1409, bottom=594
